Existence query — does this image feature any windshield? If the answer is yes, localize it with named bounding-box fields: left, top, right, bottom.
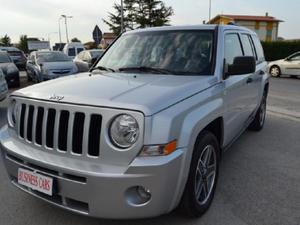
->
left=0, top=53, right=12, bottom=63
left=37, top=52, right=71, bottom=63
left=96, top=30, right=214, bottom=75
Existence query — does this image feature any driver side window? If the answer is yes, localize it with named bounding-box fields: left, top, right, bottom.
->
left=225, top=33, right=243, bottom=65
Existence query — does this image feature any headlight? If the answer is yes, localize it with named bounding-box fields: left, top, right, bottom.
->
left=109, top=114, right=139, bottom=148
left=7, top=99, right=18, bottom=127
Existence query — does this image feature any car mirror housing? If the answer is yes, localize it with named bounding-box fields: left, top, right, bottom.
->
left=226, top=56, right=256, bottom=76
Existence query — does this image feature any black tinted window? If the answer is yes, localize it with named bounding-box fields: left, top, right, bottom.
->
left=252, top=35, right=265, bottom=63
left=241, top=34, right=255, bottom=57
left=225, top=33, right=243, bottom=65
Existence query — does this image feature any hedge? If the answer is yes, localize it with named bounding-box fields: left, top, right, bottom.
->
left=261, top=41, right=300, bottom=61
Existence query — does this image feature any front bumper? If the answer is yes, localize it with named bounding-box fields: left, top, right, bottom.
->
left=0, top=126, right=186, bottom=219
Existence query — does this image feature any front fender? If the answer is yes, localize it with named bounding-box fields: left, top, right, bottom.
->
left=143, top=84, right=224, bottom=211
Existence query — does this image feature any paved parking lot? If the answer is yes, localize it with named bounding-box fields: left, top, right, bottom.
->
left=0, top=75, right=299, bottom=225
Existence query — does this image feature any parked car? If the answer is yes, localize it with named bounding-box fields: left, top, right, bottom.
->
left=26, top=51, right=78, bottom=82
left=0, top=51, right=20, bottom=87
left=268, top=52, right=300, bottom=77
left=0, top=47, right=27, bottom=70
left=0, top=68, right=8, bottom=101
left=74, top=49, right=105, bottom=72
left=63, top=42, right=85, bottom=59
left=0, top=25, right=269, bottom=219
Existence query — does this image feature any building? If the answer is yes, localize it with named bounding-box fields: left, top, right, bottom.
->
left=208, top=13, right=283, bottom=41
left=100, top=33, right=117, bottom=48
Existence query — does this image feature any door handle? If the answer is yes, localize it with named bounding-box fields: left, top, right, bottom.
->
left=246, top=77, right=253, bottom=84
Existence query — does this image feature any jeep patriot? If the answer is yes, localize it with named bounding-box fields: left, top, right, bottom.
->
left=0, top=25, right=269, bottom=219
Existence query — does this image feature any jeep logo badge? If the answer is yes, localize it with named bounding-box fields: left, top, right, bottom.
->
left=49, top=94, right=64, bottom=101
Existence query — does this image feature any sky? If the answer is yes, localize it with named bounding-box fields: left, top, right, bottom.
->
left=0, top=0, right=299, bottom=46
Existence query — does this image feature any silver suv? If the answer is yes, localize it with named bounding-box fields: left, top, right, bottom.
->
left=0, top=25, right=269, bottom=219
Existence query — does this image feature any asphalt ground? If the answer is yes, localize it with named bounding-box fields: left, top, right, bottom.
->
left=0, top=74, right=299, bottom=225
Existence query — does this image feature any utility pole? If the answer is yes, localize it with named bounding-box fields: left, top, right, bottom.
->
left=58, top=17, right=63, bottom=50
left=61, top=15, right=73, bottom=44
left=120, top=0, right=124, bottom=34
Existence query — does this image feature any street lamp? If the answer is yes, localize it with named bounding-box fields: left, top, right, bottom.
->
left=61, top=14, right=73, bottom=44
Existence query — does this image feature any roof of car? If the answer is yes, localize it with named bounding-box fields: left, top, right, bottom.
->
left=125, top=24, right=256, bottom=35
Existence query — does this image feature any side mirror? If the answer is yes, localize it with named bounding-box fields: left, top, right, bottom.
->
left=27, top=60, right=33, bottom=64
left=285, top=57, right=291, bottom=61
left=226, top=56, right=256, bottom=76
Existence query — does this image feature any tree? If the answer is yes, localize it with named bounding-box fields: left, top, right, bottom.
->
left=18, top=35, right=29, bottom=53
left=103, top=0, right=173, bottom=35
left=135, top=0, right=173, bottom=28
left=71, top=37, right=81, bottom=43
left=103, top=0, right=135, bottom=35
left=0, top=34, right=12, bottom=46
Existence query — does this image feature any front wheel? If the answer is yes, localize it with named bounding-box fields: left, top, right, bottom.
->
left=179, top=131, right=220, bottom=217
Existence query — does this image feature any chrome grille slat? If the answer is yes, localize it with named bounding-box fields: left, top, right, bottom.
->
left=67, top=112, right=75, bottom=154
left=82, top=113, right=90, bottom=156
left=32, top=106, right=38, bottom=144
left=23, top=105, right=29, bottom=140
left=53, top=110, right=60, bottom=150
left=42, top=109, right=48, bottom=148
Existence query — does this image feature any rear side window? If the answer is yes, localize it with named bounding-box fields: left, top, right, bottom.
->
left=252, top=35, right=265, bottom=63
left=224, top=33, right=243, bottom=65
left=241, top=34, right=255, bottom=57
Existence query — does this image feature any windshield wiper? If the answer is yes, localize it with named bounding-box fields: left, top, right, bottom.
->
left=118, top=66, right=172, bottom=74
left=90, top=66, right=115, bottom=72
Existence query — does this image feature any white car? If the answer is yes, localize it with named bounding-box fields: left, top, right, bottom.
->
left=268, top=52, right=300, bottom=77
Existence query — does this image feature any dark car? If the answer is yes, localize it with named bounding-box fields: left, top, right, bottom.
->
left=0, top=47, right=27, bottom=70
left=0, top=51, right=20, bottom=87
left=74, top=49, right=104, bottom=72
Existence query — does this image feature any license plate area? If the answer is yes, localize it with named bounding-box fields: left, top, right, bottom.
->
left=18, top=168, right=54, bottom=196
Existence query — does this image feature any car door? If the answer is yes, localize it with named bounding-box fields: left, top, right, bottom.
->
left=281, top=53, right=300, bottom=75
left=222, top=32, right=255, bottom=145
left=240, top=33, right=264, bottom=112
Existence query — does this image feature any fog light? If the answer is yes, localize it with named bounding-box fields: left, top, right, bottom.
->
left=125, top=186, right=152, bottom=206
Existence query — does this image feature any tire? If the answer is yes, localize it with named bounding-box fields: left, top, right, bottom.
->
left=179, top=131, right=220, bottom=217
left=248, top=92, right=267, bottom=131
left=270, top=65, right=281, bottom=77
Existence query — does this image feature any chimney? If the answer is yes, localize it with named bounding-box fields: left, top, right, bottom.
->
left=265, top=12, right=269, bottom=17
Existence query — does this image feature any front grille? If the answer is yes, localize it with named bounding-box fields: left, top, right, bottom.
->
left=17, top=104, right=102, bottom=158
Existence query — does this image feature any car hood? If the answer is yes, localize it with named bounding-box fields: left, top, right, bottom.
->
left=40, top=61, right=76, bottom=70
left=12, top=72, right=218, bottom=116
